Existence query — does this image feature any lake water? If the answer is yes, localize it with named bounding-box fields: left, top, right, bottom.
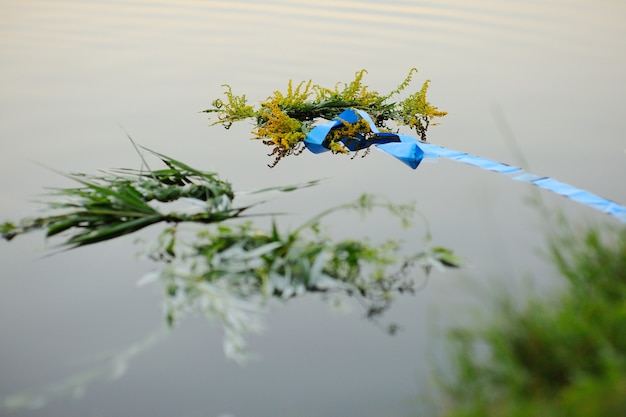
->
left=1, top=1, right=625, bottom=416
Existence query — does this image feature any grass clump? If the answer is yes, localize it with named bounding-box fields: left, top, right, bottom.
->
left=150, top=193, right=461, bottom=360
left=0, top=145, right=460, bottom=362
left=438, top=225, right=626, bottom=417
left=0, top=148, right=245, bottom=248
left=203, top=69, right=447, bottom=167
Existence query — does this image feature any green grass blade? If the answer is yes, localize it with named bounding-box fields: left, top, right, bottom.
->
left=67, top=216, right=162, bottom=247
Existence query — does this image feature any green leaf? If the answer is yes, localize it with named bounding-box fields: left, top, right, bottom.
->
left=67, top=216, right=162, bottom=247
left=430, top=246, right=462, bottom=268
left=46, top=218, right=83, bottom=237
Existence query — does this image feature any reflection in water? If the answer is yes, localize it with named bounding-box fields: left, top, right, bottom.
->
left=1, top=0, right=625, bottom=416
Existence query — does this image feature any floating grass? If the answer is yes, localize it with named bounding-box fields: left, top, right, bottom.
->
left=142, top=192, right=461, bottom=361
left=2, top=148, right=277, bottom=248
left=1, top=144, right=460, bottom=363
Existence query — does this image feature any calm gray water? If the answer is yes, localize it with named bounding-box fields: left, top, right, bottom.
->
left=1, top=1, right=625, bottom=416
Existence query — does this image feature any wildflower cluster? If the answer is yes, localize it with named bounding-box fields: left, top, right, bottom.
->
left=397, top=80, right=449, bottom=141
left=253, top=100, right=307, bottom=167
left=325, top=117, right=373, bottom=155
left=208, top=85, right=255, bottom=129
left=203, top=69, right=447, bottom=166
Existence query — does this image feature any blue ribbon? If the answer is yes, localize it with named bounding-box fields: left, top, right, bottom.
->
left=304, top=108, right=626, bottom=223
left=304, top=108, right=425, bottom=169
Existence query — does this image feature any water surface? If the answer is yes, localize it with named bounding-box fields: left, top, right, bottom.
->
left=1, top=1, right=625, bottom=416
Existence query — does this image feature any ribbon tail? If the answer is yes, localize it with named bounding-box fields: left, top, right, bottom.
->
left=419, top=143, right=626, bottom=223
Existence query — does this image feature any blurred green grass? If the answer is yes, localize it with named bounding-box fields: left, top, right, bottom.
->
left=438, top=224, right=626, bottom=417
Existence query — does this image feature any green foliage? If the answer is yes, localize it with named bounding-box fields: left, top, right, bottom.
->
left=398, top=80, right=448, bottom=141
left=208, top=85, right=256, bottom=128
left=0, top=148, right=244, bottom=248
left=1, top=145, right=460, bottom=363
left=203, top=69, right=447, bottom=167
left=145, top=193, right=460, bottom=361
left=439, top=225, right=626, bottom=417
left=551, top=227, right=626, bottom=303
